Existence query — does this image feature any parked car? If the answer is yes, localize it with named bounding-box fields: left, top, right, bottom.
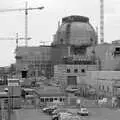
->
left=59, top=112, right=73, bottom=120
left=52, top=113, right=60, bottom=120
left=74, top=91, right=81, bottom=96
left=66, top=86, right=79, bottom=93
left=77, top=108, right=89, bottom=116
left=48, top=107, right=57, bottom=115
left=51, top=109, right=60, bottom=115
left=42, top=107, right=52, bottom=113
left=42, top=106, right=57, bottom=114
left=39, top=103, right=46, bottom=109
left=51, top=109, right=66, bottom=115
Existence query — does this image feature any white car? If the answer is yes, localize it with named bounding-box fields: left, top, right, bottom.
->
left=42, top=107, right=50, bottom=112
left=77, top=108, right=89, bottom=116
left=59, top=112, right=73, bottom=120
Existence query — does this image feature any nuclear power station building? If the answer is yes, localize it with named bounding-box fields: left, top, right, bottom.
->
left=15, top=15, right=120, bottom=96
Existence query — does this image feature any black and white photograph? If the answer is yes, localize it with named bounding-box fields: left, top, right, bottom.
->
left=0, top=0, right=120, bottom=120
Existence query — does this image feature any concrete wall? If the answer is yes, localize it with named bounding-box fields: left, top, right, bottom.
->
left=54, top=64, right=98, bottom=87
left=54, top=65, right=120, bottom=96
left=51, top=45, right=68, bottom=64
left=86, top=71, right=120, bottom=96
left=87, top=44, right=120, bottom=70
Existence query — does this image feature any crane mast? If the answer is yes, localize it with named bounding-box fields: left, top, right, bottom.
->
left=0, top=2, right=44, bottom=47
left=0, top=33, right=31, bottom=48
left=25, top=2, right=28, bottom=47
left=100, top=0, right=104, bottom=43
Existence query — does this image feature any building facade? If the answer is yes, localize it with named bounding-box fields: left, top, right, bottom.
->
left=15, top=46, right=53, bottom=79
left=15, top=15, right=120, bottom=94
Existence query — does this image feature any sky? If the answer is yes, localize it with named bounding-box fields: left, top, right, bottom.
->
left=0, top=0, right=120, bottom=67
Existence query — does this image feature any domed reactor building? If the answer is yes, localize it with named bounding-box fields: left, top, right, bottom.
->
left=15, top=15, right=120, bottom=92
left=51, top=15, right=97, bottom=64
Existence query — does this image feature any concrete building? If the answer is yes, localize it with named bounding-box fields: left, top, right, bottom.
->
left=54, top=65, right=120, bottom=97
left=15, top=46, right=53, bottom=79
left=54, top=64, right=98, bottom=87
left=15, top=15, right=120, bottom=95
left=15, top=15, right=97, bottom=79
left=34, top=87, right=65, bottom=106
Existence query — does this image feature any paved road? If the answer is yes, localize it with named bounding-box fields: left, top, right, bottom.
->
left=88, top=108, right=120, bottom=120
left=66, top=107, right=120, bottom=120
left=15, top=109, right=51, bottom=120
left=14, top=107, right=120, bottom=120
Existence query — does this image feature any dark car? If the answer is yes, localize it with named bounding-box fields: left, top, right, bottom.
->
left=74, top=91, right=81, bottom=96
left=52, top=113, right=60, bottom=120
left=47, top=107, right=57, bottom=115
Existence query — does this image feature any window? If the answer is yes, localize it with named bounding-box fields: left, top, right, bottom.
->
left=114, top=47, right=120, bottom=56
left=45, top=98, right=49, bottom=102
left=4, top=99, right=8, bottom=104
left=60, top=98, right=63, bottom=102
left=74, top=69, right=78, bottom=73
left=40, top=98, right=44, bottom=102
left=54, top=98, right=58, bottom=100
left=99, top=85, right=101, bottom=90
left=50, top=98, right=53, bottom=102
left=107, top=86, right=109, bottom=92
left=81, top=69, right=85, bottom=73
left=67, top=69, right=70, bottom=73
left=21, top=71, right=27, bottom=78
left=60, top=39, right=64, bottom=44
left=102, top=85, right=104, bottom=90
left=90, top=38, right=93, bottom=42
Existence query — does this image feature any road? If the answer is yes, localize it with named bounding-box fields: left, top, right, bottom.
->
left=15, top=109, right=51, bottom=120
left=67, top=107, right=120, bottom=120
left=14, top=106, right=120, bottom=120
left=13, top=85, right=120, bottom=120
left=87, top=108, right=120, bottom=120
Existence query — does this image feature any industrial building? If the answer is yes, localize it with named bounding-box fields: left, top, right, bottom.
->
left=15, top=15, right=120, bottom=96
left=15, top=15, right=98, bottom=78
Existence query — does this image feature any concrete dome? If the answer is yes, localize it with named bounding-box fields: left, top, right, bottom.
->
left=52, top=16, right=97, bottom=46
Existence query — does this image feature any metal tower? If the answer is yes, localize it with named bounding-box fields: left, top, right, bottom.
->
left=0, top=2, right=44, bottom=47
left=100, top=0, right=104, bottom=43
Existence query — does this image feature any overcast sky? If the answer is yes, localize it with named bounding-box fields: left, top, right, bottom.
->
left=0, top=0, right=120, bottom=66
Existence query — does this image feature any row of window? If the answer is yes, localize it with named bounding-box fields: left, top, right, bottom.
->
left=66, top=68, right=85, bottom=73
left=99, top=85, right=110, bottom=92
left=63, top=61, right=95, bottom=65
left=40, top=97, right=65, bottom=103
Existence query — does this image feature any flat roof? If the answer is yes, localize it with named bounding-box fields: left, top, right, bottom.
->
left=34, top=88, right=65, bottom=97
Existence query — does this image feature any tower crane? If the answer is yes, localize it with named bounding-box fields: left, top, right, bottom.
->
left=0, top=2, right=44, bottom=47
left=0, top=33, right=31, bottom=48
left=40, top=41, right=51, bottom=46
left=100, top=0, right=104, bottom=43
